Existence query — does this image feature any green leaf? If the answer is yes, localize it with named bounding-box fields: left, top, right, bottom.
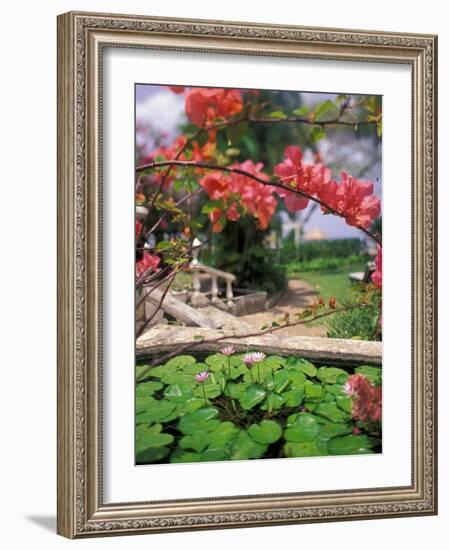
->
left=377, top=121, right=382, bottom=139
left=313, top=402, right=352, bottom=423
left=293, top=106, right=308, bottom=117
left=282, top=387, right=305, bottom=407
left=284, top=413, right=320, bottom=442
left=178, top=407, right=220, bottom=434
left=230, top=431, right=267, bottom=460
left=227, top=382, right=250, bottom=399
left=287, top=370, right=307, bottom=388
left=314, top=100, right=337, bottom=120
left=248, top=420, right=282, bottom=444
left=319, top=422, right=353, bottom=439
left=208, top=422, right=240, bottom=448
left=316, top=367, right=348, bottom=384
left=336, top=395, right=353, bottom=414
left=195, top=131, right=209, bottom=148
left=156, top=240, right=173, bottom=251
left=136, top=423, right=174, bottom=450
left=285, top=357, right=317, bottom=377
left=166, top=355, right=196, bottom=369
left=170, top=450, right=204, bottom=463
left=271, top=369, right=291, bottom=393
left=204, top=353, right=228, bottom=371
left=136, top=446, right=170, bottom=463
left=269, top=110, right=288, bottom=119
left=284, top=441, right=328, bottom=458
left=355, top=365, right=382, bottom=385
left=328, top=434, right=375, bottom=455
left=136, top=380, right=163, bottom=398
left=202, top=448, right=230, bottom=461
left=304, top=383, right=325, bottom=401
left=180, top=432, right=211, bottom=453
left=239, top=384, right=267, bottom=410
left=310, top=125, right=326, bottom=143
left=262, top=355, right=286, bottom=370
left=163, top=383, right=193, bottom=402
left=260, top=392, right=285, bottom=411
left=192, top=383, right=222, bottom=399
left=136, top=399, right=176, bottom=424
left=226, top=122, right=248, bottom=145
left=181, top=397, right=206, bottom=414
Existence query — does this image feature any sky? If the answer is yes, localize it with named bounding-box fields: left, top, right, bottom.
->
left=135, top=84, right=382, bottom=241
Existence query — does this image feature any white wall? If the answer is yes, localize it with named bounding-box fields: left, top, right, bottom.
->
left=0, top=1, right=446, bottom=548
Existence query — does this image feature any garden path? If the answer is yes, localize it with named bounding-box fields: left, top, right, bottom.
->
left=240, top=278, right=327, bottom=337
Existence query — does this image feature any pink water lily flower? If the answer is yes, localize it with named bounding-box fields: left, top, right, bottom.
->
left=243, top=353, right=255, bottom=368
left=221, top=345, right=235, bottom=356
left=195, top=371, right=210, bottom=383
left=244, top=352, right=266, bottom=367
left=250, top=352, right=266, bottom=363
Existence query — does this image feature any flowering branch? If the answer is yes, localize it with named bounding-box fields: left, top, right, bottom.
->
left=136, top=159, right=381, bottom=245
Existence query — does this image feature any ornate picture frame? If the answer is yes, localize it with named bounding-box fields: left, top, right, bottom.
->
left=57, top=11, right=437, bottom=538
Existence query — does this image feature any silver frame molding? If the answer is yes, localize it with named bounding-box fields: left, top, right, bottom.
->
left=57, top=11, right=438, bottom=538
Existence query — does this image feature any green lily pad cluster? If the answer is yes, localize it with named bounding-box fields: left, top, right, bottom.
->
left=136, top=353, right=381, bottom=464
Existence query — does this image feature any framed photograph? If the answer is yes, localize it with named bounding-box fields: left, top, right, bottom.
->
left=57, top=11, right=438, bottom=538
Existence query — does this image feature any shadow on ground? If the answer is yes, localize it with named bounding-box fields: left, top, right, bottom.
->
left=25, top=515, right=56, bottom=533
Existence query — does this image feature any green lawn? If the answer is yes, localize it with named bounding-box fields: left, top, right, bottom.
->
left=288, top=262, right=366, bottom=321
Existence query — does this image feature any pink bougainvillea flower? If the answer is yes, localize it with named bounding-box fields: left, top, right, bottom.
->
left=135, top=219, right=143, bottom=239
left=135, top=252, right=161, bottom=278
left=221, top=345, right=235, bottom=356
left=199, top=172, right=229, bottom=200
left=195, top=371, right=210, bottom=383
left=273, top=145, right=331, bottom=213
left=199, top=160, right=277, bottom=230
left=344, top=374, right=382, bottom=423
left=319, top=172, right=381, bottom=229
left=229, top=160, right=277, bottom=229
left=208, top=208, right=225, bottom=233
left=371, top=244, right=382, bottom=289
left=168, top=85, right=185, bottom=94
left=185, top=87, right=243, bottom=127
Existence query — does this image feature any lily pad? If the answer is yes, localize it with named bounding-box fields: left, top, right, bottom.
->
left=178, top=407, right=220, bottom=434
left=164, top=382, right=194, bottom=401
left=286, top=356, right=317, bottom=377
left=136, top=399, right=176, bottom=424
left=208, top=422, right=240, bottom=448
left=230, top=431, right=267, bottom=460
left=313, top=402, right=352, bottom=423
left=317, top=367, right=348, bottom=384
left=180, top=432, right=211, bottom=453
left=355, top=365, right=382, bottom=385
left=136, top=380, right=163, bottom=398
left=248, top=420, right=282, bottom=444
left=260, top=392, right=285, bottom=411
left=166, top=355, right=196, bottom=369
left=136, top=446, right=170, bottom=463
left=284, top=440, right=328, bottom=458
left=239, top=384, right=267, bottom=410
left=282, top=387, right=305, bottom=407
left=284, top=413, right=320, bottom=442
left=328, top=434, right=375, bottom=455
left=136, top=423, right=174, bottom=450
